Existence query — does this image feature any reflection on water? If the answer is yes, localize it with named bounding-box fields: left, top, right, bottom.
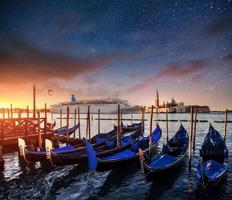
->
left=0, top=113, right=232, bottom=199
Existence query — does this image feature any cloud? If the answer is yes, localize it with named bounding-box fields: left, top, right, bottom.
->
left=203, top=15, right=232, bottom=38
left=125, top=59, right=206, bottom=93
left=155, top=60, right=206, bottom=79
left=0, top=34, right=121, bottom=83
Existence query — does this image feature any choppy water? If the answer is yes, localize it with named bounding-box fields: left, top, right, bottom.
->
left=1, top=113, right=232, bottom=200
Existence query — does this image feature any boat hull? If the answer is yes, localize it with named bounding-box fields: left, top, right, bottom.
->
left=51, top=144, right=132, bottom=166
left=144, top=153, right=186, bottom=181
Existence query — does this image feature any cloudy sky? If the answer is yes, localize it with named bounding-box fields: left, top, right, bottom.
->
left=0, top=0, right=232, bottom=110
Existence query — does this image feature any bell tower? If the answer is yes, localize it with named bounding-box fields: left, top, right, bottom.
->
left=155, top=89, right=159, bottom=107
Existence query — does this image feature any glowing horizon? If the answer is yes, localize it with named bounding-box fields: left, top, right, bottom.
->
left=0, top=1, right=232, bottom=110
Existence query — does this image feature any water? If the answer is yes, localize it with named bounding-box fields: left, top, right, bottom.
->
left=1, top=113, right=232, bottom=200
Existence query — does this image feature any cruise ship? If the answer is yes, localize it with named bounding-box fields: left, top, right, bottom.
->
left=50, top=95, right=141, bottom=114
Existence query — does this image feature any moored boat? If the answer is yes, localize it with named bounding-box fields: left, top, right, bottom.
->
left=54, top=123, right=80, bottom=136
left=197, top=124, right=229, bottom=189
left=19, top=128, right=119, bottom=162
left=50, top=129, right=142, bottom=166
left=96, top=123, right=162, bottom=171
left=143, top=124, right=189, bottom=180
left=114, top=122, right=142, bottom=133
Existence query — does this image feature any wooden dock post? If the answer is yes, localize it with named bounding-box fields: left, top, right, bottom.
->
left=86, top=107, right=89, bottom=139
left=33, top=85, right=36, bottom=118
left=149, top=105, right=154, bottom=154
left=2, top=109, right=5, bottom=119
left=10, top=104, right=13, bottom=119
left=88, top=106, right=91, bottom=140
left=44, top=103, right=47, bottom=141
left=37, top=112, right=42, bottom=150
left=18, top=109, right=21, bottom=119
left=78, top=107, right=81, bottom=139
left=60, top=109, right=62, bottom=128
left=26, top=106, right=29, bottom=118
left=25, top=106, right=29, bottom=142
left=193, top=108, right=197, bottom=152
left=166, top=109, right=169, bottom=143
left=98, top=109, right=101, bottom=135
left=74, top=108, right=77, bottom=138
left=66, top=106, right=70, bottom=143
left=116, top=104, right=121, bottom=149
left=141, top=107, right=145, bottom=136
left=224, top=109, right=228, bottom=142
left=120, top=110, right=123, bottom=125
left=189, top=106, right=194, bottom=170
left=7, top=108, right=10, bottom=119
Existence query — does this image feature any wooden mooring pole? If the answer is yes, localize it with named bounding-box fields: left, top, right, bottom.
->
left=2, top=108, right=5, bottom=119
left=44, top=103, right=47, bottom=142
left=66, top=106, right=70, bottom=143
left=25, top=106, right=29, bottom=142
left=166, top=109, right=169, bottom=143
left=141, top=107, right=145, bottom=136
left=193, top=108, right=197, bottom=152
left=37, top=112, right=42, bottom=150
left=78, top=107, right=81, bottom=139
left=120, top=109, right=123, bottom=125
left=74, top=108, right=77, bottom=138
left=60, top=109, right=62, bottom=128
left=33, top=85, right=36, bottom=118
left=10, top=104, right=13, bottom=119
left=88, top=106, right=91, bottom=140
left=189, top=106, right=194, bottom=170
left=26, top=106, right=29, bottom=118
left=98, top=109, right=100, bottom=135
left=224, top=109, right=228, bottom=142
left=116, top=104, right=121, bottom=149
left=149, top=105, right=154, bottom=154
left=131, top=114, right=133, bottom=125
left=86, top=107, right=89, bottom=139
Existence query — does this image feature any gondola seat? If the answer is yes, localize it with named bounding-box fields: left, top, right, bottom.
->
left=148, top=154, right=177, bottom=169
left=197, top=160, right=228, bottom=181
left=101, top=149, right=136, bottom=160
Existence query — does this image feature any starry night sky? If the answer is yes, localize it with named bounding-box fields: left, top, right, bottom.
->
left=0, top=0, right=232, bottom=110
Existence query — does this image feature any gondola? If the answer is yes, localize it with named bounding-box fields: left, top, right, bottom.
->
left=21, top=128, right=117, bottom=162
left=20, top=128, right=141, bottom=163
left=96, top=123, right=162, bottom=171
left=197, top=124, right=229, bottom=188
left=114, top=122, right=142, bottom=133
left=50, top=129, right=142, bottom=166
left=58, top=122, right=142, bottom=145
left=54, top=123, right=80, bottom=136
left=143, top=124, right=189, bottom=180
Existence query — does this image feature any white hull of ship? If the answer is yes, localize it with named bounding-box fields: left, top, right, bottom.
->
left=50, top=103, right=135, bottom=114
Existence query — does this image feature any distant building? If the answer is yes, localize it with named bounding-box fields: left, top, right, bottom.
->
left=176, top=102, right=186, bottom=113
left=154, top=89, right=178, bottom=113
left=185, top=105, right=210, bottom=113
left=151, top=89, right=210, bottom=113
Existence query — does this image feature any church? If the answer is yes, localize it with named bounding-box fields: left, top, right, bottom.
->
left=153, top=89, right=210, bottom=113
left=153, top=89, right=182, bottom=113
